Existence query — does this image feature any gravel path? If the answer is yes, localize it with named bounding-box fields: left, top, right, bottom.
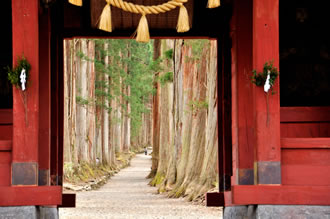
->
left=59, top=153, right=223, bottom=219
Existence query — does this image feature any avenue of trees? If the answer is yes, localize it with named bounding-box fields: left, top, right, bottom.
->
left=63, top=38, right=218, bottom=201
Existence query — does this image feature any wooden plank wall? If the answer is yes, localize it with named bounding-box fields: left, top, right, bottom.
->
left=0, top=109, right=12, bottom=186
left=281, top=107, right=330, bottom=186
left=280, top=107, right=330, bottom=138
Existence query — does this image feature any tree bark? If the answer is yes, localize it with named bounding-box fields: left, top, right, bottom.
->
left=87, top=40, right=96, bottom=162
left=103, top=43, right=110, bottom=163
left=76, top=39, right=88, bottom=162
left=149, top=39, right=161, bottom=178
left=63, top=40, right=71, bottom=163
left=150, top=40, right=218, bottom=201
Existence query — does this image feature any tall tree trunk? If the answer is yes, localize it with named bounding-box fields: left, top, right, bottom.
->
left=150, top=40, right=218, bottom=201
left=63, top=40, right=71, bottom=163
left=194, top=40, right=218, bottom=199
left=149, top=39, right=161, bottom=178
left=76, top=39, right=88, bottom=162
left=103, top=43, right=110, bottom=163
left=95, top=45, right=103, bottom=163
left=182, top=42, right=208, bottom=200
left=170, top=41, right=195, bottom=195
left=122, top=43, right=131, bottom=152
left=70, top=40, right=78, bottom=163
left=87, top=40, right=96, bottom=162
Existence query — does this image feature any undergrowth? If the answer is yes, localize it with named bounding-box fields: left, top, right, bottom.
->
left=63, top=151, right=136, bottom=184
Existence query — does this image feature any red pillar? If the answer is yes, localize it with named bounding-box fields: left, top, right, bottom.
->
left=38, top=8, right=51, bottom=186
left=232, top=0, right=254, bottom=185
left=252, top=0, right=281, bottom=184
left=12, top=0, right=39, bottom=185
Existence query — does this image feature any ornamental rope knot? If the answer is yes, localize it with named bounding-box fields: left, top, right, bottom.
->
left=68, top=0, right=221, bottom=42
left=98, top=0, right=190, bottom=42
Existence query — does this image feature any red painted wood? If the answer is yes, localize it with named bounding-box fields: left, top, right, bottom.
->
left=281, top=107, right=330, bottom=122
left=282, top=148, right=330, bottom=186
left=0, top=109, right=13, bottom=124
left=0, top=186, right=62, bottom=206
left=281, top=138, right=330, bottom=149
left=319, top=123, right=330, bottom=137
left=281, top=123, right=330, bottom=138
left=280, top=107, right=330, bottom=138
left=39, top=9, right=51, bottom=177
left=0, top=152, right=11, bottom=186
left=12, top=0, right=39, bottom=162
left=232, top=185, right=330, bottom=205
left=253, top=0, right=281, bottom=163
left=0, top=140, right=12, bottom=151
left=282, top=148, right=330, bottom=165
left=224, top=191, right=233, bottom=206
left=230, top=1, right=238, bottom=186
left=235, top=0, right=254, bottom=172
left=282, top=165, right=330, bottom=186
left=0, top=126, right=13, bottom=140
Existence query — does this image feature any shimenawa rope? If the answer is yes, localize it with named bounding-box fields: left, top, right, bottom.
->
left=68, top=0, right=220, bottom=42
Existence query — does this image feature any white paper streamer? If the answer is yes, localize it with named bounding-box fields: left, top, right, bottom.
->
left=264, top=70, right=271, bottom=93
left=20, top=68, right=26, bottom=91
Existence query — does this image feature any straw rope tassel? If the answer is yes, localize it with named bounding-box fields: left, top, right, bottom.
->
left=207, top=0, right=220, bottom=8
left=177, top=5, right=190, bottom=33
left=68, top=0, right=82, bottom=6
left=99, top=1, right=112, bottom=32
left=136, top=14, right=150, bottom=43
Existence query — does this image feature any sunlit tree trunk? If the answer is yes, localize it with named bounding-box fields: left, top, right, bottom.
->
left=94, top=44, right=103, bottom=163
left=63, top=40, right=71, bottom=163
left=122, top=43, right=131, bottom=152
left=103, top=43, right=110, bottom=163
left=170, top=41, right=195, bottom=195
left=181, top=42, right=208, bottom=200
left=150, top=40, right=218, bottom=201
left=76, top=39, right=88, bottom=162
left=194, top=40, right=218, bottom=199
left=70, top=40, right=78, bottom=163
left=86, top=40, right=96, bottom=162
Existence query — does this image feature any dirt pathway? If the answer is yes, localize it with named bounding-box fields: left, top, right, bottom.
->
left=59, top=153, right=222, bottom=219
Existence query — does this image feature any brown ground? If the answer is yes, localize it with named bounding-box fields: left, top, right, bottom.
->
left=59, top=153, right=223, bottom=219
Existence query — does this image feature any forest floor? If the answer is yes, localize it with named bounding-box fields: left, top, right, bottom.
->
left=63, top=152, right=135, bottom=192
left=59, top=152, right=223, bottom=219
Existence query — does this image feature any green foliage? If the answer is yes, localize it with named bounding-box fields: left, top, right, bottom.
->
left=164, top=49, right=173, bottom=60
left=251, top=61, right=279, bottom=90
left=184, top=39, right=210, bottom=63
left=76, top=96, right=89, bottom=106
left=77, top=39, right=161, bottom=139
left=7, top=56, right=31, bottom=88
left=159, top=71, right=173, bottom=85
left=188, top=99, right=208, bottom=114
